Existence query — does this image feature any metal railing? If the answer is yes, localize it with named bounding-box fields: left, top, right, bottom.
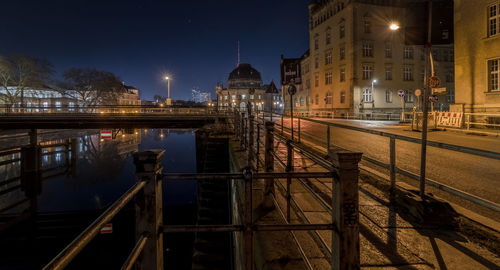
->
left=0, top=105, right=223, bottom=115
left=41, top=108, right=363, bottom=270
left=260, top=110, right=500, bottom=213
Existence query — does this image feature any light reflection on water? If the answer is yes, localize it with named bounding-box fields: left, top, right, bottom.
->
left=0, top=129, right=197, bottom=213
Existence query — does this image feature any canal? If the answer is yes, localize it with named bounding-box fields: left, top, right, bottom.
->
left=0, top=128, right=199, bottom=269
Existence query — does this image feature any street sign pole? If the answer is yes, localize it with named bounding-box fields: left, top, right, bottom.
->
left=420, top=0, right=433, bottom=199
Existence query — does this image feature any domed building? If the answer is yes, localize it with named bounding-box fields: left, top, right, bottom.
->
left=216, top=63, right=282, bottom=112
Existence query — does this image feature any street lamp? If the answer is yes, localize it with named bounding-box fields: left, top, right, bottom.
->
left=389, top=23, right=400, bottom=31
left=371, top=79, right=377, bottom=105
left=164, top=76, right=172, bottom=106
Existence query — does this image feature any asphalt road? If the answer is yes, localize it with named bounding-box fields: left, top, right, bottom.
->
left=272, top=117, right=500, bottom=208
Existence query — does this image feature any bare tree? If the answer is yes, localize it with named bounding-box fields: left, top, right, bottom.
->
left=58, top=68, right=124, bottom=106
left=0, top=55, right=54, bottom=105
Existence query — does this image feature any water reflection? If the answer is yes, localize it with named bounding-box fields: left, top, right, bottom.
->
left=0, top=128, right=197, bottom=215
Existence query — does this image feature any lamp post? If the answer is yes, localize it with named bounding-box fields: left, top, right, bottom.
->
left=371, top=79, right=377, bottom=109
left=164, top=76, right=172, bottom=106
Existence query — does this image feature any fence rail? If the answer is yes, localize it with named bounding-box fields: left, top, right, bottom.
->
left=260, top=110, right=500, bottom=213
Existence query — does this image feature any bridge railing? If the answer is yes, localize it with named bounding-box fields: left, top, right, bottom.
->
left=41, top=110, right=363, bottom=269
left=0, top=105, right=224, bottom=115
left=257, top=110, right=500, bottom=214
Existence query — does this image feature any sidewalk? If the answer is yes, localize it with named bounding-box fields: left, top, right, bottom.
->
left=267, top=138, right=500, bottom=269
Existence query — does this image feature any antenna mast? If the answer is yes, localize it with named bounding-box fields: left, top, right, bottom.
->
left=237, top=40, right=240, bottom=67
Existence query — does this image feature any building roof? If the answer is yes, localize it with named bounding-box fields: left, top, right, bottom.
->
left=266, top=81, right=279, bottom=94
left=228, top=64, right=262, bottom=82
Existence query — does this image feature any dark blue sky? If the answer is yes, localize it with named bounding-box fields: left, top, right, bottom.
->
left=1, top=0, right=310, bottom=101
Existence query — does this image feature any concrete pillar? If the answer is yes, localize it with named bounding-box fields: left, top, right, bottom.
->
left=133, top=150, right=165, bottom=270
left=329, top=150, right=362, bottom=270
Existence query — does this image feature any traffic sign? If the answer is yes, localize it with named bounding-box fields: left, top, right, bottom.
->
left=414, top=89, right=422, bottom=97
left=287, top=84, right=297, bottom=96
left=100, top=130, right=112, bottom=140
left=397, top=90, right=405, bottom=97
left=429, top=94, right=438, bottom=103
left=432, top=87, right=447, bottom=95
left=100, top=223, right=113, bottom=234
left=429, top=76, right=441, bottom=88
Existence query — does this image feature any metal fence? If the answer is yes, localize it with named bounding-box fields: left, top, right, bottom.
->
left=41, top=110, right=363, bottom=270
left=261, top=110, right=500, bottom=213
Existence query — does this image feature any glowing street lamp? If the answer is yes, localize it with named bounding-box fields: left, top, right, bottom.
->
left=389, top=23, right=400, bottom=31
left=164, top=76, right=172, bottom=106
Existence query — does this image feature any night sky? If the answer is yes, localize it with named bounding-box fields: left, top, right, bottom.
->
left=1, top=0, right=310, bottom=101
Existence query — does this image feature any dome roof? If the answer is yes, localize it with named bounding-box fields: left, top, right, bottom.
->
left=228, top=64, right=262, bottom=89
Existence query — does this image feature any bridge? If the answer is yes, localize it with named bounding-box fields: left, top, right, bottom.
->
left=0, top=106, right=229, bottom=129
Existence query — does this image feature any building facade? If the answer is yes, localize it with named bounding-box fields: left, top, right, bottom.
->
left=118, top=85, right=141, bottom=106
left=454, top=0, right=500, bottom=113
left=216, top=63, right=282, bottom=112
left=300, top=0, right=454, bottom=117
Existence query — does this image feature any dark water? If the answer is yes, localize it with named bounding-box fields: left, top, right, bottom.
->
left=0, top=128, right=198, bottom=269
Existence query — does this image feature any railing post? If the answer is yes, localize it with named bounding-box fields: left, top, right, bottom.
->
left=248, top=114, right=255, bottom=169
left=329, top=150, right=362, bottom=270
left=298, top=118, right=301, bottom=143
left=326, top=125, right=331, bottom=153
left=133, top=150, right=165, bottom=270
left=281, top=113, right=284, bottom=135
left=243, top=168, right=254, bottom=270
left=467, top=114, right=471, bottom=130
left=256, top=123, right=261, bottom=170
left=389, top=136, right=396, bottom=191
left=264, top=122, right=275, bottom=204
left=286, top=140, right=293, bottom=223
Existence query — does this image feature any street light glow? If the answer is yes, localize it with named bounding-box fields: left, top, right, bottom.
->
left=164, top=76, right=169, bottom=80
left=389, top=23, right=400, bottom=31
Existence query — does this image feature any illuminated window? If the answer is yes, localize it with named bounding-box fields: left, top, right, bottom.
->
left=340, top=91, right=346, bottom=103
left=404, top=90, right=415, bottom=103
left=325, top=92, right=332, bottom=104
left=362, top=89, right=373, bottom=102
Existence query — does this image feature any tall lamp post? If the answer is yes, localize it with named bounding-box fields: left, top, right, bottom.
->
left=164, top=76, right=172, bottom=106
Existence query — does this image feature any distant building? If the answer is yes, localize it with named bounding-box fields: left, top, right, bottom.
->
left=0, top=86, right=78, bottom=111
left=118, top=85, right=141, bottom=106
left=295, top=0, right=454, bottom=118
left=191, top=89, right=212, bottom=104
left=454, top=0, right=500, bottom=114
left=216, top=63, right=282, bottom=112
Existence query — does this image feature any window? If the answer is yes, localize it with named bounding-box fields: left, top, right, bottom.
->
left=385, top=66, right=392, bottom=80
left=224, top=95, right=228, bottom=100
left=363, top=41, right=373, bottom=57
left=403, top=65, right=413, bottom=81
left=325, top=92, right=333, bottom=104
left=364, top=20, right=371, bottom=33
left=385, top=90, right=393, bottom=103
left=404, top=90, right=415, bottom=103
left=315, top=57, right=319, bottom=69
left=325, top=52, right=332, bottom=65
left=250, top=95, right=254, bottom=99
left=300, top=97, right=305, bottom=106
left=362, top=64, right=373, bottom=80
left=404, top=46, right=414, bottom=59
left=340, top=24, right=345, bottom=38
left=326, top=31, right=331, bottom=45
left=315, top=74, right=319, bottom=87
left=306, top=79, right=311, bottom=89
left=362, top=89, right=373, bottom=102
left=446, top=88, right=455, bottom=103
left=340, top=67, right=346, bottom=82
left=315, top=94, right=319, bottom=104
left=231, top=95, right=236, bottom=100
left=258, top=95, right=262, bottom=99
left=340, top=91, right=346, bottom=104
left=315, top=39, right=319, bottom=50
left=340, top=46, right=345, bottom=60
left=241, top=94, right=246, bottom=100
left=489, top=59, right=499, bottom=91
left=325, top=72, right=333, bottom=85
left=55, top=101, right=62, bottom=111
left=385, top=43, right=392, bottom=58
left=489, top=4, right=500, bottom=37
